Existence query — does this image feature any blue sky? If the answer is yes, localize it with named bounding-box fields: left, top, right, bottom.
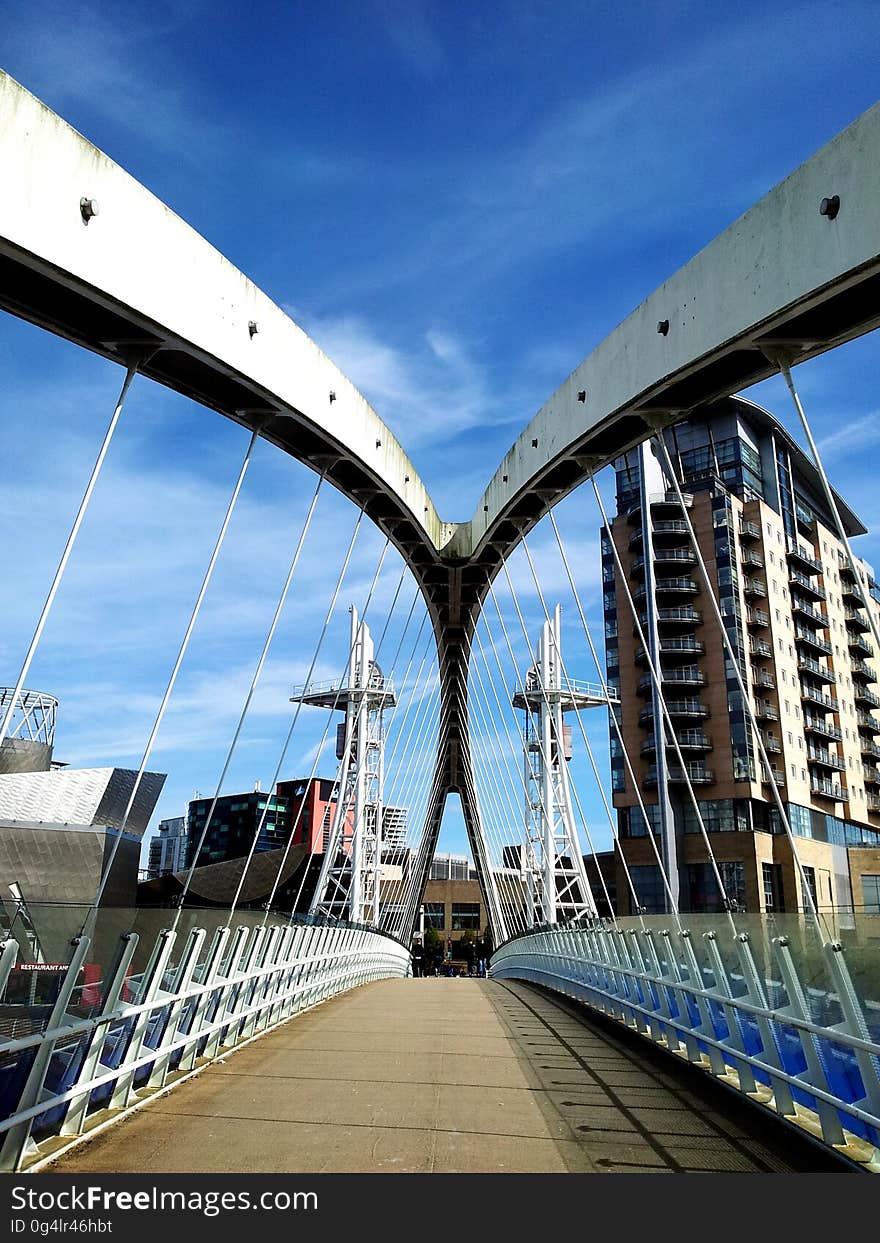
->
left=0, top=1, right=878, bottom=870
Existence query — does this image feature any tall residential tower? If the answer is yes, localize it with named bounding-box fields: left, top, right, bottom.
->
left=603, top=397, right=880, bottom=917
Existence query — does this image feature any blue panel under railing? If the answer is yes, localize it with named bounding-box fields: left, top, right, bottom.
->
left=491, top=912, right=880, bottom=1170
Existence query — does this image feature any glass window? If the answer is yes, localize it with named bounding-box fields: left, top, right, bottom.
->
left=687, top=861, right=746, bottom=912
left=762, top=861, right=784, bottom=912
left=802, top=865, right=818, bottom=911
left=862, top=875, right=880, bottom=914
left=451, top=903, right=481, bottom=930
left=423, top=902, right=445, bottom=929
left=629, top=865, right=665, bottom=914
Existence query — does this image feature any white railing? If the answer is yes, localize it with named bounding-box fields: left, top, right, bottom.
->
left=491, top=916, right=880, bottom=1170
left=0, top=916, right=410, bottom=1171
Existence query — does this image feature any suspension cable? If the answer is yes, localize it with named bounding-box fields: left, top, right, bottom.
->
left=548, top=507, right=675, bottom=926
left=0, top=362, right=140, bottom=752
left=467, top=641, right=531, bottom=862
left=449, top=677, right=519, bottom=939
left=486, top=569, right=597, bottom=920
left=467, top=631, right=544, bottom=930
left=391, top=681, right=457, bottom=936
left=87, top=424, right=260, bottom=928
left=232, top=523, right=385, bottom=926
left=277, top=568, right=425, bottom=922
left=518, top=533, right=622, bottom=924
left=773, top=356, right=880, bottom=660
left=476, top=595, right=569, bottom=931
left=651, top=432, right=822, bottom=928
left=496, top=557, right=604, bottom=920
left=590, top=473, right=734, bottom=930
left=465, top=644, right=534, bottom=933
left=167, top=470, right=325, bottom=932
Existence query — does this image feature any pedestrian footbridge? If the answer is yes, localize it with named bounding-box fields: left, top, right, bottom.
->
left=36, top=978, right=848, bottom=1176
left=0, top=916, right=872, bottom=1176
left=1, top=77, right=879, bottom=1178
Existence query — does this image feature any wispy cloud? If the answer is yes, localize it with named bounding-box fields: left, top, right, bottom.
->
left=817, top=411, right=880, bottom=462
left=1, top=2, right=235, bottom=174
left=289, top=310, right=516, bottom=450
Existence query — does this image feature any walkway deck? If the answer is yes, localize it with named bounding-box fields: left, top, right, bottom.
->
left=49, top=979, right=847, bottom=1174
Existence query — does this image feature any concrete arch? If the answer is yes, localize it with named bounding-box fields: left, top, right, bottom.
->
left=0, top=72, right=454, bottom=576
left=456, top=100, right=880, bottom=573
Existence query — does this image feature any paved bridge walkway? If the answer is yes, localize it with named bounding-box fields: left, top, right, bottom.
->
left=49, top=979, right=848, bottom=1174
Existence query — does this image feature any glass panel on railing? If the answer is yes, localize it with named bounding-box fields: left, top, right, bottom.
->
left=30, top=1031, right=90, bottom=1140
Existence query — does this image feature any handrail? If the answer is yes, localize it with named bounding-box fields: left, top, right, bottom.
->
left=490, top=924, right=880, bottom=1168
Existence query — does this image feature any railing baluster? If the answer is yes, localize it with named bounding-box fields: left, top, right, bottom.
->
left=0, top=935, right=92, bottom=1171
left=109, top=929, right=177, bottom=1112
left=59, top=933, right=140, bottom=1137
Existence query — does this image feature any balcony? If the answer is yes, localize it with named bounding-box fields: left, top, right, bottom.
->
left=806, top=746, right=846, bottom=772
left=787, top=540, right=823, bottom=575
left=628, top=519, right=691, bottom=549
left=842, top=580, right=866, bottom=605
left=635, top=579, right=700, bottom=602
left=792, top=597, right=829, bottom=627
left=847, top=629, right=874, bottom=657
left=868, top=793, right=880, bottom=813
left=800, top=683, right=839, bottom=712
left=635, top=638, right=705, bottom=664
left=741, top=549, right=764, bottom=569
left=845, top=607, right=871, bottom=633
left=755, top=703, right=780, bottom=722
left=851, top=659, right=878, bottom=683
left=863, top=766, right=880, bottom=787
left=798, top=657, right=836, bottom=684
left=858, top=711, right=880, bottom=735
left=796, top=502, right=816, bottom=534
left=640, top=731, right=712, bottom=757
left=811, top=777, right=847, bottom=802
left=761, top=768, right=786, bottom=787
left=794, top=626, right=833, bottom=656
left=631, top=548, right=698, bottom=576
left=655, top=576, right=700, bottom=594
left=625, top=491, right=694, bottom=524
left=644, top=764, right=715, bottom=788
left=746, top=607, right=770, bottom=628
left=743, top=577, right=767, bottom=598
left=861, top=739, right=880, bottom=760
left=750, top=637, right=773, bottom=658
left=762, top=735, right=782, bottom=754
left=639, top=700, right=709, bottom=724
left=636, top=607, right=702, bottom=634
left=751, top=669, right=776, bottom=689
left=637, top=668, right=706, bottom=696
left=739, top=519, right=761, bottom=541
left=855, top=686, right=880, bottom=710
left=790, top=570, right=826, bottom=601
left=803, top=715, right=843, bottom=741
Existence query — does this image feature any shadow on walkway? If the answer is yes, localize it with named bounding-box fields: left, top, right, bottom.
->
left=48, top=978, right=852, bottom=1174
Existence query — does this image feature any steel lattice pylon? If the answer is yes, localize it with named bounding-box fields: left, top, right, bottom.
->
left=297, top=608, right=395, bottom=925
left=513, top=606, right=611, bottom=926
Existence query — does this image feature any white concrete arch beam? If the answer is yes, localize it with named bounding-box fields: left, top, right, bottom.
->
left=458, top=100, right=880, bottom=568
left=0, top=71, right=455, bottom=569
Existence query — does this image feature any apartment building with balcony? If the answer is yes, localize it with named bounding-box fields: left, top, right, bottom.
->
left=602, top=396, right=880, bottom=918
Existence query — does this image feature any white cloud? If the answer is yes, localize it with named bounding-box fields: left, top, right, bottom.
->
left=817, top=411, right=880, bottom=462
left=287, top=310, right=516, bottom=452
